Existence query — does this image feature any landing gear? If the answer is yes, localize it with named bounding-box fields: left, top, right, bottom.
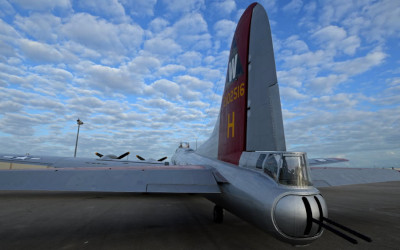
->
left=213, top=205, right=224, bottom=223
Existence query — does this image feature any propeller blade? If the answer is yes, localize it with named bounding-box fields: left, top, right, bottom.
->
left=95, top=152, right=103, bottom=158
left=136, top=155, right=145, bottom=161
left=158, top=156, right=167, bottom=162
left=117, top=152, right=130, bottom=159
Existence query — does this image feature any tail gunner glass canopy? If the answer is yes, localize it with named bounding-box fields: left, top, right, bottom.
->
left=263, top=152, right=312, bottom=187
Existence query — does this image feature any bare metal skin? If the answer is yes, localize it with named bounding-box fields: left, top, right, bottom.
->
left=172, top=149, right=327, bottom=246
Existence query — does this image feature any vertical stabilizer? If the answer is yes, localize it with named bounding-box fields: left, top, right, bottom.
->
left=197, top=3, right=286, bottom=165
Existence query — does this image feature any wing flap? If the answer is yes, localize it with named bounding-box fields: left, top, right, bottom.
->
left=146, top=184, right=218, bottom=193
left=0, top=167, right=221, bottom=193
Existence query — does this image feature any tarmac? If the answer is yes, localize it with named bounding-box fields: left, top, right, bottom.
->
left=0, top=181, right=399, bottom=250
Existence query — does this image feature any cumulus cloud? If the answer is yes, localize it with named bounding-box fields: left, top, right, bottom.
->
left=179, top=87, right=202, bottom=101
left=214, top=19, right=236, bottom=39
left=312, top=25, right=360, bottom=56
left=120, top=0, right=157, bottom=16
left=11, top=0, right=71, bottom=11
left=283, top=35, right=309, bottom=54
left=69, top=96, right=105, bottom=108
left=62, top=13, right=143, bottom=54
left=19, top=39, right=63, bottom=63
left=144, top=37, right=181, bottom=56
left=142, top=97, right=175, bottom=109
left=148, top=79, right=180, bottom=98
left=157, top=64, right=186, bottom=76
left=162, top=0, right=205, bottom=13
left=282, top=0, right=303, bottom=13
left=0, top=62, right=25, bottom=79
left=188, top=67, right=222, bottom=81
left=171, top=13, right=211, bottom=50
left=282, top=50, right=326, bottom=68
left=332, top=50, right=387, bottom=76
left=0, top=0, right=14, bottom=17
left=82, top=64, right=143, bottom=94
left=277, top=67, right=307, bottom=88
left=280, top=86, right=307, bottom=100
left=174, top=13, right=208, bottom=34
left=32, top=65, right=73, bottom=82
left=148, top=18, right=169, bottom=33
left=14, top=14, right=61, bottom=43
left=188, top=100, right=209, bottom=109
left=0, top=100, right=23, bottom=112
left=77, top=0, right=126, bottom=21
left=128, top=56, right=161, bottom=75
left=0, top=110, right=60, bottom=136
left=212, top=0, right=236, bottom=15
left=0, top=19, right=21, bottom=39
left=0, top=1, right=399, bottom=167
left=307, top=74, right=347, bottom=94
left=175, top=75, right=213, bottom=91
left=177, top=51, right=202, bottom=67
left=309, top=93, right=359, bottom=110
left=318, top=0, right=356, bottom=26
left=282, top=108, right=298, bottom=119
left=332, top=0, right=400, bottom=43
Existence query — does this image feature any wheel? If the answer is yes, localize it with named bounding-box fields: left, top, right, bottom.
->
left=213, top=205, right=224, bottom=223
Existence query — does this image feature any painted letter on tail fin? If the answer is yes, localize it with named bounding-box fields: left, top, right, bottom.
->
left=217, top=4, right=253, bottom=164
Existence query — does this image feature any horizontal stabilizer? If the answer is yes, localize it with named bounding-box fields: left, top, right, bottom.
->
left=311, top=168, right=400, bottom=187
left=308, top=158, right=349, bottom=166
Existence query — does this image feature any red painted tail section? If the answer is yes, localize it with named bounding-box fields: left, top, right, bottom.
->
left=218, top=3, right=256, bottom=165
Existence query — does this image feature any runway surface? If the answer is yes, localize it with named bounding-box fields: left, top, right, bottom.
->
left=0, top=181, right=399, bottom=250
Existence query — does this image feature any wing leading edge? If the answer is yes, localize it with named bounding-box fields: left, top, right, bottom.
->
left=0, top=165, right=222, bottom=193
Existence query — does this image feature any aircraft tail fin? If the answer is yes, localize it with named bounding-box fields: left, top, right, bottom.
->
left=197, top=3, right=286, bottom=165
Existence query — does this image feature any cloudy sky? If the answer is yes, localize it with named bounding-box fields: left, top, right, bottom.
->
left=0, top=0, right=399, bottom=167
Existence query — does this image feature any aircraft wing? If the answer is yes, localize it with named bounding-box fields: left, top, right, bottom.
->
left=311, top=167, right=400, bottom=187
left=0, top=154, right=165, bottom=169
left=0, top=165, right=222, bottom=193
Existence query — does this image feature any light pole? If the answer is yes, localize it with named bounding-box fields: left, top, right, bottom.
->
left=74, top=118, right=84, bottom=158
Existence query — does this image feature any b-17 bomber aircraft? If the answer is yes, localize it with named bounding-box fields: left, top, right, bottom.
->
left=1, top=2, right=399, bottom=247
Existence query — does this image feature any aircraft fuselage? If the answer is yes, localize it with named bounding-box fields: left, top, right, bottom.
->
left=172, top=148, right=326, bottom=246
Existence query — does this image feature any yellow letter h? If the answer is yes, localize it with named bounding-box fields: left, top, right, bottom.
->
left=227, top=112, right=235, bottom=138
